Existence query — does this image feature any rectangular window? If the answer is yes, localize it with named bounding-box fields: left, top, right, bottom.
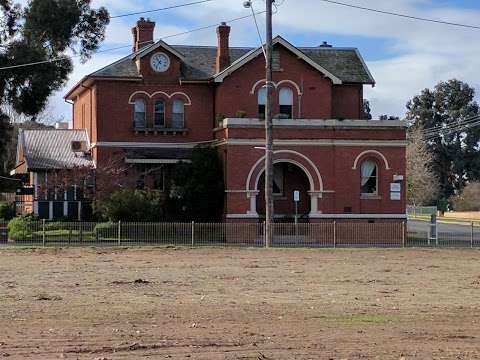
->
left=172, top=100, right=185, bottom=129
left=361, top=161, right=378, bottom=195
left=154, top=101, right=165, bottom=128
left=134, top=99, right=146, bottom=129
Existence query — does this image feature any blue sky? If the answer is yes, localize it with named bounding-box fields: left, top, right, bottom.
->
left=45, top=0, right=480, bottom=120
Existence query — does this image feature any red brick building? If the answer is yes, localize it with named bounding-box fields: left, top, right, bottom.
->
left=23, top=18, right=407, bottom=222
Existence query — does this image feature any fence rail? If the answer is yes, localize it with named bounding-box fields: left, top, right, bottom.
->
left=0, top=220, right=480, bottom=248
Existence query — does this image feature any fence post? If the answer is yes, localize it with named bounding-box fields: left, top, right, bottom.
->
left=471, top=222, right=474, bottom=248
left=333, top=221, right=336, bottom=248
left=191, top=221, right=195, bottom=247
left=42, top=219, right=46, bottom=247
left=263, top=221, right=267, bottom=248
left=402, top=221, right=406, bottom=248
left=117, top=221, right=121, bottom=246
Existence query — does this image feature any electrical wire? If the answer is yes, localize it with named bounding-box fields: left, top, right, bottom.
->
left=423, top=121, right=480, bottom=139
left=110, top=0, right=215, bottom=19
left=0, top=11, right=268, bottom=71
left=247, top=1, right=267, bottom=60
left=422, top=116, right=480, bottom=140
left=318, top=0, right=480, bottom=30
left=421, top=115, right=480, bottom=135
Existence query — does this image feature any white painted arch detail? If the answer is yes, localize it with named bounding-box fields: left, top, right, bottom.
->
left=352, top=150, right=390, bottom=170
left=128, top=91, right=192, bottom=106
left=246, top=149, right=323, bottom=192
left=249, top=79, right=303, bottom=96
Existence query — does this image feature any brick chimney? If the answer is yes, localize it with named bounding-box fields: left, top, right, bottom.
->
left=216, top=22, right=231, bottom=73
left=132, top=18, right=155, bottom=52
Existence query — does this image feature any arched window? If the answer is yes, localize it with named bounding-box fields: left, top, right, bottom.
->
left=258, top=87, right=267, bottom=119
left=279, top=87, right=293, bottom=119
left=172, top=100, right=185, bottom=129
left=134, top=99, right=146, bottom=128
left=154, top=100, right=165, bottom=128
left=361, top=160, right=378, bottom=195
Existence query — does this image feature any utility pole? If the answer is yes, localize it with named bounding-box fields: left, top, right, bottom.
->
left=264, top=0, right=274, bottom=248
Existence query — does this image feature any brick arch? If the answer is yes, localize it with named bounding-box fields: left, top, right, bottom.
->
left=249, top=79, right=303, bottom=96
left=352, top=150, right=390, bottom=170
left=128, top=91, right=192, bottom=105
left=246, top=150, right=323, bottom=192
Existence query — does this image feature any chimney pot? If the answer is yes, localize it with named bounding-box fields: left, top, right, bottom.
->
left=132, top=18, right=156, bottom=53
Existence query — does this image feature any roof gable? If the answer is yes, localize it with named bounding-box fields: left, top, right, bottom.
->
left=214, top=36, right=343, bottom=84
left=132, top=40, right=186, bottom=61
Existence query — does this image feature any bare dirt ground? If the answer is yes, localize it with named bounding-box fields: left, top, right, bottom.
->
left=1, top=247, right=480, bottom=359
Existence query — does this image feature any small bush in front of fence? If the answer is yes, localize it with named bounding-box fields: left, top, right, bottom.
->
left=7, top=215, right=36, bottom=241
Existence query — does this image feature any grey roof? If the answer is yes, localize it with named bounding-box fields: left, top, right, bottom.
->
left=125, top=148, right=192, bottom=160
left=21, top=129, right=93, bottom=170
left=299, top=47, right=374, bottom=84
left=88, top=41, right=374, bottom=84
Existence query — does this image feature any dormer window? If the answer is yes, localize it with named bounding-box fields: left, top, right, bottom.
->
left=134, top=99, right=146, bottom=128
left=258, top=87, right=266, bottom=119
left=279, top=87, right=293, bottom=119
left=172, top=100, right=185, bottom=129
left=154, top=100, right=165, bottom=128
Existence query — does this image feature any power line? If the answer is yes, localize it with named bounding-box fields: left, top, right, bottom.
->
left=422, top=116, right=480, bottom=140
left=421, top=115, right=480, bottom=135
left=244, top=1, right=266, bottom=60
left=110, top=0, right=215, bottom=19
left=0, top=11, right=268, bottom=72
left=319, top=0, right=480, bottom=30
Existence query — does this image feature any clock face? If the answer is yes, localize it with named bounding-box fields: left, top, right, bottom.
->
left=150, top=52, right=170, bottom=72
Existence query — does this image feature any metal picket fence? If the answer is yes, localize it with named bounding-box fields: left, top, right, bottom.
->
left=1, top=220, right=479, bottom=248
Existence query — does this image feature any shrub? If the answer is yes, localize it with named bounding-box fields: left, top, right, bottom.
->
left=94, top=189, right=164, bottom=222
left=0, top=202, right=15, bottom=221
left=7, top=215, right=37, bottom=241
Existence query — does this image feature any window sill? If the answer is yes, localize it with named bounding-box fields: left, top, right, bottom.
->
left=360, top=194, right=382, bottom=200
left=134, top=128, right=188, bottom=136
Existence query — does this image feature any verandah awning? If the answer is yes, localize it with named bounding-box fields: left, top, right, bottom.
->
left=124, top=148, right=192, bottom=164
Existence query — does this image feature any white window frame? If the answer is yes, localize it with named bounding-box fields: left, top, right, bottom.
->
left=360, top=160, right=379, bottom=197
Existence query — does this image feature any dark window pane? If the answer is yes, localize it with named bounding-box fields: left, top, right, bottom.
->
left=155, top=101, right=165, bottom=127
left=279, top=105, right=292, bottom=119
left=135, top=112, right=146, bottom=128
left=258, top=105, right=266, bottom=119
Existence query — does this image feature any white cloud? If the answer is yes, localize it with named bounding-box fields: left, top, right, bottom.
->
left=49, top=0, right=480, bottom=120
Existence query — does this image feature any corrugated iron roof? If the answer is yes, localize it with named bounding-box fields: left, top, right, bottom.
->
left=21, top=129, right=94, bottom=170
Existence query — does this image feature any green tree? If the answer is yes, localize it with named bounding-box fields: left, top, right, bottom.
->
left=167, top=146, right=224, bottom=222
left=0, top=0, right=109, bottom=166
left=406, top=79, right=480, bottom=201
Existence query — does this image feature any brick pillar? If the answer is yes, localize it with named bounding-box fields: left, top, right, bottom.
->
left=216, top=22, right=231, bottom=73
left=132, top=17, right=155, bottom=52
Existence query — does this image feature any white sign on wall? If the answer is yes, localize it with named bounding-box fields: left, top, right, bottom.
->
left=390, top=183, right=401, bottom=192
left=390, top=192, right=401, bottom=201
left=294, top=190, right=300, bottom=202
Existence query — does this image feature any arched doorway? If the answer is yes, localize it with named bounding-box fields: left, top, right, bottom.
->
left=256, top=162, right=311, bottom=222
